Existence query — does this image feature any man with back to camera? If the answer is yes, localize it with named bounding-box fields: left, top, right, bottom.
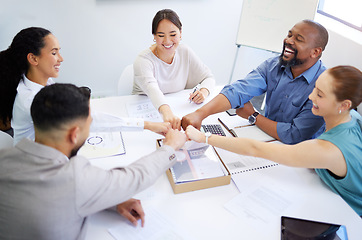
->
left=182, top=19, right=329, bottom=144
left=0, top=83, right=187, bottom=240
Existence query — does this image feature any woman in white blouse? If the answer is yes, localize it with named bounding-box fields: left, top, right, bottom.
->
left=133, top=9, right=215, bottom=130
left=0, top=27, right=171, bottom=145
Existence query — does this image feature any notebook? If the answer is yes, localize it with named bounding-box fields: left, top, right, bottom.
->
left=230, top=125, right=276, bottom=142
left=214, top=146, right=278, bottom=175
left=218, top=116, right=276, bottom=142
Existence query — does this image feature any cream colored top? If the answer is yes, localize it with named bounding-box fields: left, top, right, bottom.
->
left=133, top=44, right=215, bottom=110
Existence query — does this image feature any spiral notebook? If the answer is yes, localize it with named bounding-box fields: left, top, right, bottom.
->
left=214, top=146, right=278, bottom=175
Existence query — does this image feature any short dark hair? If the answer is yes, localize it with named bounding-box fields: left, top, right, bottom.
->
left=152, top=9, right=182, bottom=34
left=302, top=19, right=329, bottom=51
left=31, top=84, right=91, bottom=132
left=329, top=65, right=362, bottom=110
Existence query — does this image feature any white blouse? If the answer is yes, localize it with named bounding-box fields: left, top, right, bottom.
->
left=12, top=76, right=54, bottom=145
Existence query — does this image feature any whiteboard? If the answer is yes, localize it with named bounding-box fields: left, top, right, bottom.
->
left=236, top=0, right=319, bottom=53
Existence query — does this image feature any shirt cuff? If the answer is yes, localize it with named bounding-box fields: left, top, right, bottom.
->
left=159, top=145, right=177, bottom=163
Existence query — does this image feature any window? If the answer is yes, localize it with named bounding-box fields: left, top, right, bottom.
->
left=317, top=0, right=362, bottom=31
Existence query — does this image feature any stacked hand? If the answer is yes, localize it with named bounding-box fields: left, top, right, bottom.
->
left=144, top=121, right=171, bottom=136
left=159, top=105, right=181, bottom=130
left=185, top=125, right=205, bottom=143
left=181, top=111, right=204, bottom=130
left=163, top=128, right=187, bottom=150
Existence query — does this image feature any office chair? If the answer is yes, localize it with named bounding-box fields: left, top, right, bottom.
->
left=117, top=64, right=134, bottom=96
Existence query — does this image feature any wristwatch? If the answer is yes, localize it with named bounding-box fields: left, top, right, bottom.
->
left=205, top=132, right=212, bottom=144
left=248, top=112, right=259, bottom=125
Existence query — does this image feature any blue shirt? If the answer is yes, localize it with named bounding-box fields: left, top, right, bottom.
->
left=220, top=56, right=326, bottom=144
left=315, top=110, right=362, bottom=216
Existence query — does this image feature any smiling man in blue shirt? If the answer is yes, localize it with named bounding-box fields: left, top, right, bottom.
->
left=182, top=20, right=329, bottom=144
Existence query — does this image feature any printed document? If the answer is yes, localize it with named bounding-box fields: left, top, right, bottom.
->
left=78, top=131, right=125, bottom=159
left=108, top=206, right=196, bottom=240
left=224, top=176, right=300, bottom=232
left=126, top=99, right=162, bottom=122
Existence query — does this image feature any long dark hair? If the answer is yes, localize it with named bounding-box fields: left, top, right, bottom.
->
left=0, top=27, right=51, bottom=126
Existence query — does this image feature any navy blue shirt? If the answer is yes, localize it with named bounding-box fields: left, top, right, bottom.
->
left=221, top=56, right=326, bottom=144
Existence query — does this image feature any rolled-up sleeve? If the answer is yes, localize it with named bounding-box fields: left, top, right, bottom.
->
left=220, top=66, right=268, bottom=109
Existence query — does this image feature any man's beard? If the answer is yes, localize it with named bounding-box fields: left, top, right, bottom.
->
left=279, top=43, right=305, bottom=67
left=69, top=141, right=86, bottom=158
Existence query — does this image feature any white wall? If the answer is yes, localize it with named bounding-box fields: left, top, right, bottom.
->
left=0, top=0, right=244, bottom=96
left=1, top=0, right=361, bottom=97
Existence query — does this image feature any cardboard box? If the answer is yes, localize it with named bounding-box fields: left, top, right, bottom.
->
left=157, top=139, right=231, bottom=194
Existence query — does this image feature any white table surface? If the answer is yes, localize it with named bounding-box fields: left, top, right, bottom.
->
left=85, top=88, right=362, bottom=240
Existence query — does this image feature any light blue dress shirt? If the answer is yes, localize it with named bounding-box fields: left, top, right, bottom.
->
left=220, top=56, right=326, bottom=144
left=315, top=110, right=362, bottom=216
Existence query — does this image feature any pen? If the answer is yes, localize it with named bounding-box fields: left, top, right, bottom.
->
left=217, top=118, right=237, bottom=137
left=189, top=87, right=198, bottom=103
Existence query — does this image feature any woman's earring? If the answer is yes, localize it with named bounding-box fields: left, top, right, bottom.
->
left=339, top=110, right=342, bottom=114
left=153, top=39, right=156, bottom=42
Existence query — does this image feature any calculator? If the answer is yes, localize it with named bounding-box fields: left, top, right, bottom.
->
left=201, top=124, right=226, bottom=136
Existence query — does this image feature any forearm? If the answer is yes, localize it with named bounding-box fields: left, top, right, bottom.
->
left=234, top=101, right=279, bottom=140
left=196, top=94, right=231, bottom=118
left=254, top=115, right=280, bottom=140
left=142, top=82, right=167, bottom=111
left=208, top=134, right=262, bottom=157
left=186, top=125, right=297, bottom=167
left=207, top=134, right=323, bottom=169
left=158, top=104, right=172, bottom=115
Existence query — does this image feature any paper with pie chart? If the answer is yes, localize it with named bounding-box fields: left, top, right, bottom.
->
left=78, top=131, right=126, bottom=159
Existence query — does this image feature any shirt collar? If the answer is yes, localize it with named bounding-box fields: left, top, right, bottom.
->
left=16, top=138, right=69, bottom=164
left=281, top=60, right=322, bottom=84
left=21, top=75, right=54, bottom=91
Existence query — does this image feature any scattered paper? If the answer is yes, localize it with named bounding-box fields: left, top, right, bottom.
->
left=224, top=176, right=300, bottom=232
left=126, top=99, right=162, bottom=121
left=108, top=207, right=196, bottom=240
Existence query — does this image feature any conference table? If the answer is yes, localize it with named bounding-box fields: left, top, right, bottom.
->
left=85, top=88, right=362, bottom=240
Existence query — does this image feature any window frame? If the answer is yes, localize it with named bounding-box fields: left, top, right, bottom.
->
left=317, top=0, right=362, bottom=32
